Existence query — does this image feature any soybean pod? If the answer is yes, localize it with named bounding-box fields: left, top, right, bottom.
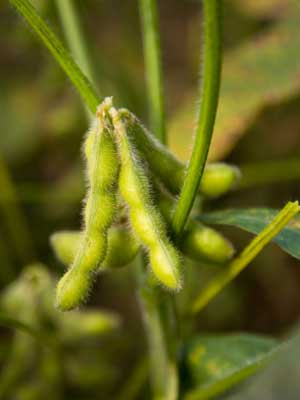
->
left=51, top=231, right=80, bottom=266
left=56, top=99, right=119, bottom=311
left=51, top=227, right=140, bottom=269
left=119, top=109, right=240, bottom=198
left=110, top=107, right=182, bottom=290
left=158, top=193, right=234, bottom=264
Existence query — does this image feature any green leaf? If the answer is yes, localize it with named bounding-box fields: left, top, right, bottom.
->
left=199, top=208, right=300, bottom=260
left=227, top=329, right=300, bottom=400
left=182, top=334, right=277, bottom=400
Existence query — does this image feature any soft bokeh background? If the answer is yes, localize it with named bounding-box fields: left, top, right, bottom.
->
left=0, top=0, right=300, bottom=398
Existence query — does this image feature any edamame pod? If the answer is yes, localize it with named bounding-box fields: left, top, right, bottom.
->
left=110, top=108, right=182, bottom=290
left=119, top=109, right=240, bottom=198
left=51, top=227, right=140, bottom=269
left=158, top=193, right=234, bottom=264
left=56, top=99, right=119, bottom=311
left=51, top=231, right=80, bottom=266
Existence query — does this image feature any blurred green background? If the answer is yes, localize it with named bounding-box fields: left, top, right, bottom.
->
left=1, top=0, right=300, bottom=398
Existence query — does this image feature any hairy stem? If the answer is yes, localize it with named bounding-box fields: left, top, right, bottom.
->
left=172, top=0, right=222, bottom=236
left=54, top=0, right=99, bottom=118
left=192, top=201, right=300, bottom=313
left=139, top=0, right=166, bottom=144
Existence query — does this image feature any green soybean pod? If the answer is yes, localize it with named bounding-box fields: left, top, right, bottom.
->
left=119, top=109, right=240, bottom=198
left=181, top=220, right=235, bottom=264
left=102, top=226, right=140, bottom=269
left=51, top=227, right=140, bottom=269
left=56, top=99, right=119, bottom=311
left=199, top=163, right=241, bottom=198
left=110, top=107, right=182, bottom=290
left=158, top=193, right=234, bottom=264
left=50, top=231, right=80, bottom=266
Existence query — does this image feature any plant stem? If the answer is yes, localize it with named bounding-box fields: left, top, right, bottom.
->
left=139, top=0, right=166, bottom=144
left=138, top=284, right=178, bottom=400
left=9, top=0, right=101, bottom=114
left=172, top=0, right=222, bottom=236
left=54, top=0, right=99, bottom=118
left=191, top=201, right=300, bottom=314
left=0, top=156, right=35, bottom=265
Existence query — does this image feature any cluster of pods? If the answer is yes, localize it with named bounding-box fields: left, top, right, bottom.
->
left=52, top=98, right=240, bottom=311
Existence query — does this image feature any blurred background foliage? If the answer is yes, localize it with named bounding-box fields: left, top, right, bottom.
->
left=0, top=0, right=300, bottom=398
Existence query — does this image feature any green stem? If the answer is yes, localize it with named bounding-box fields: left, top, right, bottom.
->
left=172, top=0, right=222, bottom=236
left=54, top=0, right=99, bottom=118
left=138, top=285, right=178, bottom=400
left=192, top=201, right=300, bottom=314
left=9, top=0, right=101, bottom=114
left=0, top=157, right=35, bottom=265
left=238, top=158, right=300, bottom=189
left=139, top=0, right=166, bottom=144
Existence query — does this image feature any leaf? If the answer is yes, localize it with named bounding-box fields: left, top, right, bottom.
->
left=198, top=208, right=300, bottom=260
left=182, top=334, right=278, bottom=400
left=227, top=328, right=300, bottom=400
left=192, top=202, right=300, bottom=314
left=168, top=1, right=300, bottom=161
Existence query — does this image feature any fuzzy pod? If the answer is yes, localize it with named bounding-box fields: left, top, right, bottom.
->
left=118, top=109, right=240, bottom=198
left=181, top=221, right=235, bottom=264
left=158, top=193, right=234, bottom=264
left=50, top=231, right=80, bottom=266
left=56, top=99, right=119, bottom=311
left=103, top=226, right=140, bottom=268
left=51, top=227, right=140, bottom=269
left=110, top=108, right=182, bottom=290
left=199, top=163, right=241, bottom=198
left=56, top=268, right=92, bottom=311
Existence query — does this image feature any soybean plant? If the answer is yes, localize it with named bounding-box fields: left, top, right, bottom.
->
left=8, top=1, right=300, bottom=400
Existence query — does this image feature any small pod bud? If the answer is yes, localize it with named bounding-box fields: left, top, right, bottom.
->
left=118, top=109, right=240, bottom=198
